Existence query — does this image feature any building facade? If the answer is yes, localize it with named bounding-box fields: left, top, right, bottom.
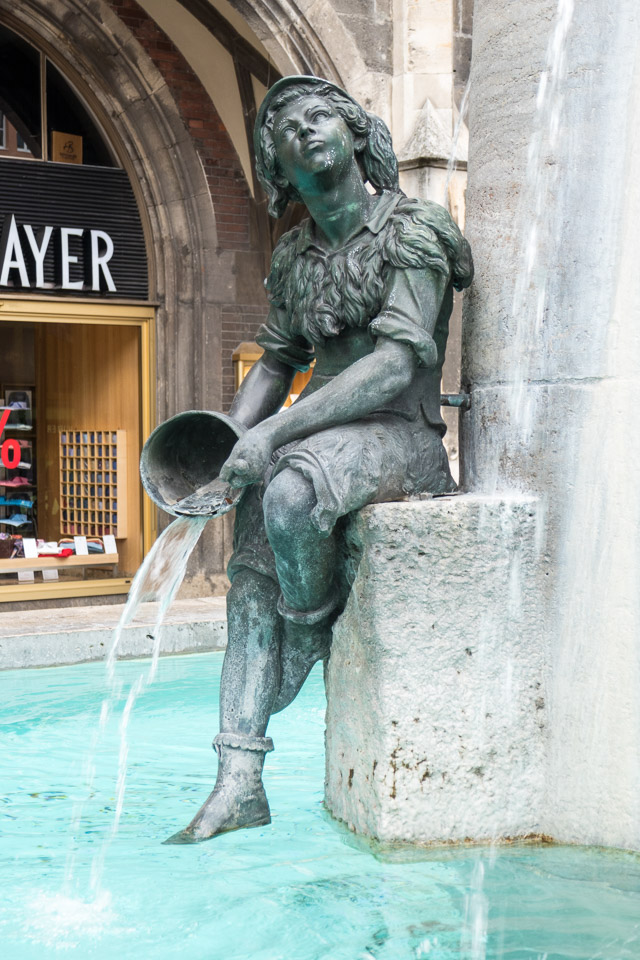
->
left=0, top=0, right=472, bottom=608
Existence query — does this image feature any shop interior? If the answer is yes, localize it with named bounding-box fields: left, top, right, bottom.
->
left=0, top=319, right=143, bottom=589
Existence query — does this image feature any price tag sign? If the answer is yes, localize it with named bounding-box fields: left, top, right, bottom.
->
left=74, top=536, right=89, bottom=556
left=103, top=534, right=117, bottom=555
left=18, top=538, right=38, bottom=582
left=23, top=538, right=38, bottom=559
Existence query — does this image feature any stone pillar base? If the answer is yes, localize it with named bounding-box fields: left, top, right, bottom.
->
left=325, top=494, right=546, bottom=844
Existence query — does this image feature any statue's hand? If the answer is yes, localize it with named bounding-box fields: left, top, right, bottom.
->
left=219, top=427, right=274, bottom=487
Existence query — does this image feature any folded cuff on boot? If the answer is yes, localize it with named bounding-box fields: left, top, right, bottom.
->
left=213, top=732, right=274, bottom=756
left=277, top=592, right=340, bottom=626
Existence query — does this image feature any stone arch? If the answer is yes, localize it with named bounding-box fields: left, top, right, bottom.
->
left=0, top=0, right=224, bottom=422
left=226, top=0, right=378, bottom=108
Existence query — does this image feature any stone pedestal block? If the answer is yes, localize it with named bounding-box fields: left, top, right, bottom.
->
left=325, top=494, right=546, bottom=844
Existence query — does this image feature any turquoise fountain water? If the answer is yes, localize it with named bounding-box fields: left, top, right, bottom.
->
left=2, top=651, right=639, bottom=959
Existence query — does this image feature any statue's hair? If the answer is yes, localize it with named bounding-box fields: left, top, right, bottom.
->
left=255, top=81, right=400, bottom=218
left=267, top=195, right=473, bottom=343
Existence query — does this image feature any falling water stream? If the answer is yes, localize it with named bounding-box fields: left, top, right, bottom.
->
left=443, top=77, right=471, bottom=212
left=476, top=0, right=576, bottom=492
left=506, top=0, right=575, bottom=453
left=460, top=1, right=577, bottom=952
left=61, top=515, right=208, bottom=908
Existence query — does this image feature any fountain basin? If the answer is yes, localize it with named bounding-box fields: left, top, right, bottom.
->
left=1, top=652, right=639, bottom=958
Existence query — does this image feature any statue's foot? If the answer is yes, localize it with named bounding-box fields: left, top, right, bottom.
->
left=163, top=783, right=271, bottom=844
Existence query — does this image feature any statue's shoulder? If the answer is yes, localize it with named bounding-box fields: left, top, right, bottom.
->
left=385, top=195, right=474, bottom=291
left=271, top=222, right=307, bottom=270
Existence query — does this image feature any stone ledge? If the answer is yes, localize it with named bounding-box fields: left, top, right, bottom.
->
left=0, top=597, right=227, bottom=670
left=325, top=493, right=546, bottom=844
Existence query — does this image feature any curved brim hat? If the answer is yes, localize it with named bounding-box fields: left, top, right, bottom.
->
left=254, top=75, right=362, bottom=185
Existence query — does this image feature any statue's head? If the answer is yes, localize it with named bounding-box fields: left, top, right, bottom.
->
left=255, top=76, right=399, bottom=218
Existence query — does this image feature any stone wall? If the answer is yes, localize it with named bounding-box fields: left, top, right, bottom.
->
left=109, top=0, right=269, bottom=418
left=111, top=0, right=253, bottom=251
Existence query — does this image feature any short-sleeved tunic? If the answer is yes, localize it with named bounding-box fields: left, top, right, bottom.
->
left=228, top=190, right=473, bottom=584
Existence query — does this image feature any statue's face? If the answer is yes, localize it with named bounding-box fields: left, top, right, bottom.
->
left=272, top=95, right=355, bottom=193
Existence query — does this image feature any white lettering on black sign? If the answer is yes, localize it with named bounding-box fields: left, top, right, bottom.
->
left=0, top=214, right=116, bottom=292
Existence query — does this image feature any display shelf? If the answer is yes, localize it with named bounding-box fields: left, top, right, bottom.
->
left=0, top=553, right=119, bottom=572
left=59, top=429, right=127, bottom=537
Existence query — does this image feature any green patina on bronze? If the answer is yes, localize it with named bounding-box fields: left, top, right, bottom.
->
left=143, top=76, right=473, bottom=844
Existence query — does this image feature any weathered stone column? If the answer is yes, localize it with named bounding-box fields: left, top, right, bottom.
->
left=462, top=0, right=640, bottom=848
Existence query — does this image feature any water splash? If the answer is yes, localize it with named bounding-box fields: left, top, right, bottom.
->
left=24, top=889, right=117, bottom=949
left=461, top=859, right=488, bottom=958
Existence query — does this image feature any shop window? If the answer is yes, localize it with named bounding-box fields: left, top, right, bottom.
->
left=46, top=60, right=113, bottom=167
left=0, top=23, right=115, bottom=167
left=0, top=23, right=151, bottom=601
left=0, top=315, right=149, bottom=595
left=0, top=26, right=41, bottom=158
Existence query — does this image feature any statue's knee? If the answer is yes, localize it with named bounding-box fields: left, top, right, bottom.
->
left=263, top=469, right=316, bottom=543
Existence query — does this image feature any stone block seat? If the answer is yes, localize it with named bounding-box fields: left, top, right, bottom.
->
left=325, top=493, right=546, bottom=845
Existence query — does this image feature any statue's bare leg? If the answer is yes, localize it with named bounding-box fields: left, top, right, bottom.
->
left=263, top=468, right=341, bottom=713
left=165, top=470, right=339, bottom=843
left=164, top=569, right=281, bottom=844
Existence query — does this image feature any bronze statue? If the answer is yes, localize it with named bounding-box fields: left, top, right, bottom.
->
left=161, top=77, right=473, bottom=843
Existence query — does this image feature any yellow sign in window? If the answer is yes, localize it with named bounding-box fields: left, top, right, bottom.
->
left=51, top=131, right=83, bottom=165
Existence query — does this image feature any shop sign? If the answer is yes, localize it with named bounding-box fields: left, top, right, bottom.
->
left=51, top=131, right=83, bottom=166
left=0, top=215, right=116, bottom=292
left=0, top=158, right=148, bottom=299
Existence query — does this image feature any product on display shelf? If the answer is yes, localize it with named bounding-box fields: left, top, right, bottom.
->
left=0, top=514, right=30, bottom=527
left=0, top=477, right=34, bottom=488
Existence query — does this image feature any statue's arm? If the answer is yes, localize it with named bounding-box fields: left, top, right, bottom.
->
left=264, top=337, right=417, bottom=444
left=229, top=353, right=297, bottom=429
left=220, top=338, right=418, bottom=487
left=220, top=266, right=448, bottom=487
